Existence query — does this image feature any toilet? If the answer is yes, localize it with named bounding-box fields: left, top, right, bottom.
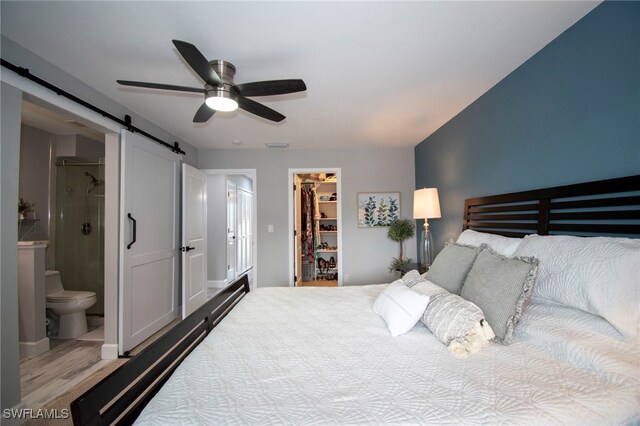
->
left=45, top=270, right=97, bottom=339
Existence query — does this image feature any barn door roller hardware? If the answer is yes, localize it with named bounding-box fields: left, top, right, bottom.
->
left=1, top=58, right=185, bottom=155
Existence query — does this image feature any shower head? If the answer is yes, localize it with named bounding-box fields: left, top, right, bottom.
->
left=85, top=171, right=104, bottom=193
left=85, top=172, right=102, bottom=186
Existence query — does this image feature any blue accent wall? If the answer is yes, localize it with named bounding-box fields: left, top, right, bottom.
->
left=414, top=1, right=640, bottom=250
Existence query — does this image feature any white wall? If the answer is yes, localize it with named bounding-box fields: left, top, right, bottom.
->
left=19, top=124, right=52, bottom=241
left=1, top=82, right=24, bottom=414
left=206, top=175, right=226, bottom=281
left=56, top=134, right=104, bottom=158
left=198, top=147, right=416, bottom=287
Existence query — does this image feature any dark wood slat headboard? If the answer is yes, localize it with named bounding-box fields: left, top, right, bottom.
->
left=463, top=175, right=640, bottom=238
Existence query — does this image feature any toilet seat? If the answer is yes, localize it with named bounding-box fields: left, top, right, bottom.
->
left=47, top=290, right=96, bottom=302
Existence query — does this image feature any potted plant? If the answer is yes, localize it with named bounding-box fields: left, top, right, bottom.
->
left=387, top=217, right=415, bottom=273
left=18, top=197, right=35, bottom=221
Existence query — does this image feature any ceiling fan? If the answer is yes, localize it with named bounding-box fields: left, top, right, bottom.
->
left=117, top=40, right=306, bottom=123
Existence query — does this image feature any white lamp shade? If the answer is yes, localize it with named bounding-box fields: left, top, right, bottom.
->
left=413, top=188, right=441, bottom=219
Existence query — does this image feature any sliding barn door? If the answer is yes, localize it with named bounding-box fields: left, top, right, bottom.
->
left=119, top=130, right=180, bottom=354
left=181, top=164, right=207, bottom=318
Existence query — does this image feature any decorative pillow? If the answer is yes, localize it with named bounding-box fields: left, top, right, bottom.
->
left=401, top=269, right=425, bottom=288
left=420, top=291, right=495, bottom=357
left=460, top=248, right=539, bottom=345
left=424, top=241, right=481, bottom=294
left=457, top=229, right=522, bottom=257
left=514, top=234, right=640, bottom=340
left=373, top=280, right=430, bottom=337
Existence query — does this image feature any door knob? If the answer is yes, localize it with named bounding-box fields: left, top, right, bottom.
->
left=180, top=246, right=195, bottom=252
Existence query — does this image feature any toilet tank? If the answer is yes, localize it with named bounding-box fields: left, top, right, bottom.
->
left=45, top=270, right=64, bottom=295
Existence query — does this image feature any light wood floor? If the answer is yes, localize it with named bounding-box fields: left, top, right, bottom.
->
left=298, top=280, right=338, bottom=287
left=18, top=283, right=238, bottom=414
left=20, top=339, right=113, bottom=410
left=19, top=317, right=179, bottom=411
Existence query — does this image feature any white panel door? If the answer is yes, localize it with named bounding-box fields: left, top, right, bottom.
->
left=236, top=188, right=253, bottom=274
left=226, top=181, right=237, bottom=283
left=181, top=164, right=207, bottom=318
left=119, top=130, right=180, bottom=355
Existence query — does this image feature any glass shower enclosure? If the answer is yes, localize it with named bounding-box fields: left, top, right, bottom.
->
left=55, top=157, right=104, bottom=315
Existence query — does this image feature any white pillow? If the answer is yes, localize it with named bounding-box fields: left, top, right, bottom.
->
left=373, top=280, right=430, bottom=337
left=514, top=234, right=640, bottom=340
left=457, top=229, right=522, bottom=257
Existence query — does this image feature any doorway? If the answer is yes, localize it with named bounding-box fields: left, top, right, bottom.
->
left=17, top=99, right=113, bottom=409
left=203, top=169, right=257, bottom=292
left=288, top=169, right=342, bottom=287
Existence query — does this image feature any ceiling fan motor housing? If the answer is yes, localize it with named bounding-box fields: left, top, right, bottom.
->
left=206, top=60, right=238, bottom=100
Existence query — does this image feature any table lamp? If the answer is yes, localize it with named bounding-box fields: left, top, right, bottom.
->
left=413, top=188, right=441, bottom=268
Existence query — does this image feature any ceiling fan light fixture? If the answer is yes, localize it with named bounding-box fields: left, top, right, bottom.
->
left=205, top=87, right=238, bottom=112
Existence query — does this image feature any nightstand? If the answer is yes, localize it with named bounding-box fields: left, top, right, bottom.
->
left=400, top=263, right=428, bottom=276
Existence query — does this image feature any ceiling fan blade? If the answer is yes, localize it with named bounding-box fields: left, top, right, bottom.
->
left=117, top=80, right=205, bottom=93
left=234, top=79, right=306, bottom=97
left=172, top=39, right=222, bottom=86
left=238, top=97, right=285, bottom=122
left=193, top=103, right=216, bottom=123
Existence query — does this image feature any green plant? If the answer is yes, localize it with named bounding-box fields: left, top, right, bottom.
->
left=387, top=218, right=415, bottom=271
left=18, top=197, right=35, bottom=218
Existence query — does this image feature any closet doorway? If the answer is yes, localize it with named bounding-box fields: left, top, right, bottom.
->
left=288, top=169, right=342, bottom=287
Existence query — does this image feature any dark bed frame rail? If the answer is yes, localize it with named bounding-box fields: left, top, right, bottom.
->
left=70, top=274, right=250, bottom=425
left=463, top=175, right=640, bottom=237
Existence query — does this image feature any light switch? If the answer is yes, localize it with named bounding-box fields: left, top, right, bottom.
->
left=268, top=224, right=274, bottom=233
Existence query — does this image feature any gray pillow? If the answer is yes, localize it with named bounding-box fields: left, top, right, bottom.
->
left=460, top=248, right=539, bottom=345
left=421, top=292, right=485, bottom=344
left=425, top=242, right=481, bottom=294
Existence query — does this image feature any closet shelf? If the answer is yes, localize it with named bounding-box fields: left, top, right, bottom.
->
left=316, top=217, right=337, bottom=220
left=317, top=249, right=338, bottom=253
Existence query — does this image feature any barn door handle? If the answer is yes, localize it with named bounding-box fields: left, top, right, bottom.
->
left=127, top=213, right=137, bottom=249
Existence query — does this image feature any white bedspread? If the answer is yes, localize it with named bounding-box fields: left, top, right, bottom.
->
left=136, top=285, right=640, bottom=425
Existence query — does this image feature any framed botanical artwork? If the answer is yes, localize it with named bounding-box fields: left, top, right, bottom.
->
left=357, top=192, right=400, bottom=227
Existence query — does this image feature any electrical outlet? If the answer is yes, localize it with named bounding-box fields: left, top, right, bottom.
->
left=344, top=274, right=350, bottom=283
left=268, top=224, right=274, bottom=233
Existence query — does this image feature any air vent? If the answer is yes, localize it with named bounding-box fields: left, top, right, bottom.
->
left=265, top=143, right=289, bottom=148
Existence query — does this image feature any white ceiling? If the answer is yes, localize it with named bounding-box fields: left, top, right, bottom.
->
left=21, top=100, right=105, bottom=142
left=1, top=1, right=599, bottom=151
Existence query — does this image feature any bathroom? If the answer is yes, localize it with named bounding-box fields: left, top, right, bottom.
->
left=18, top=100, right=107, bottom=405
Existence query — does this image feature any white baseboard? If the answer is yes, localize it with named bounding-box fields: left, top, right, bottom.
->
left=19, top=337, right=49, bottom=358
left=101, top=343, right=119, bottom=360
left=207, top=279, right=228, bottom=289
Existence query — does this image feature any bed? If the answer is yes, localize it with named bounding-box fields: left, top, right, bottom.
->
left=72, top=175, right=640, bottom=425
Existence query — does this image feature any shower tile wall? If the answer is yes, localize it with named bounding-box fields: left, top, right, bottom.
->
left=55, top=159, right=104, bottom=315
